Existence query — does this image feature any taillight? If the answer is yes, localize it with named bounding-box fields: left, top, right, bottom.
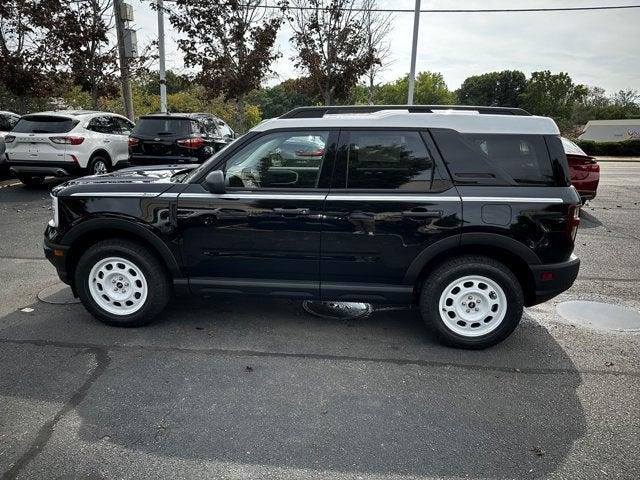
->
left=176, top=137, right=205, bottom=149
left=50, top=136, right=84, bottom=145
left=567, top=205, right=580, bottom=242
left=4, top=135, right=15, bottom=143
left=128, top=137, right=140, bottom=147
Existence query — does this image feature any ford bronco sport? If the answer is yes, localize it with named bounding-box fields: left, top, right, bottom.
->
left=44, top=105, right=581, bottom=349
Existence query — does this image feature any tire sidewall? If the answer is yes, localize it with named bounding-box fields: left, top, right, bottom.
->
left=89, top=155, right=110, bottom=175
left=421, top=259, right=524, bottom=349
left=75, top=241, right=167, bottom=327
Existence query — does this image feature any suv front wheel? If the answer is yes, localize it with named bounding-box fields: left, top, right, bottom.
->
left=419, top=255, right=524, bottom=349
left=75, top=239, right=170, bottom=327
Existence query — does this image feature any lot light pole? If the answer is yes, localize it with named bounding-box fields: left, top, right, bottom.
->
left=407, top=0, right=421, bottom=105
left=157, top=0, right=168, bottom=113
left=114, top=0, right=135, bottom=120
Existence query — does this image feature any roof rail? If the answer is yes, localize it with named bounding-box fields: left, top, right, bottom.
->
left=280, top=105, right=531, bottom=119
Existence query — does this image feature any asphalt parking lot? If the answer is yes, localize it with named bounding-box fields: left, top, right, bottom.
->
left=0, top=163, right=639, bottom=479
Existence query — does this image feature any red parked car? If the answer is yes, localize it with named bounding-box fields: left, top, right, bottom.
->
left=562, top=137, right=600, bottom=203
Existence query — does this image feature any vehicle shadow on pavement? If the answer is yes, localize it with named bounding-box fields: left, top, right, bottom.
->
left=0, top=296, right=587, bottom=479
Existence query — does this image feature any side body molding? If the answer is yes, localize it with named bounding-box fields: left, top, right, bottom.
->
left=60, top=218, right=183, bottom=279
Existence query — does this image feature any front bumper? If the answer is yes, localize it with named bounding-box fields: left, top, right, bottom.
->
left=44, top=236, right=71, bottom=284
left=528, top=254, right=580, bottom=306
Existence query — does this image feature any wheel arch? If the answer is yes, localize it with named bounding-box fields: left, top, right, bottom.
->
left=62, top=218, right=183, bottom=290
left=88, top=149, right=112, bottom=168
left=406, top=234, right=538, bottom=306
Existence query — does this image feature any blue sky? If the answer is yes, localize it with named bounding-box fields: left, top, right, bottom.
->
left=129, top=0, right=640, bottom=94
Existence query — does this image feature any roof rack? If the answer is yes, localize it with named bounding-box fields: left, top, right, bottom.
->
left=279, top=105, right=531, bottom=119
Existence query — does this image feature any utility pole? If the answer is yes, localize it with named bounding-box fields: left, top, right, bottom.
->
left=114, top=0, right=135, bottom=120
left=407, top=0, right=421, bottom=105
left=157, top=0, right=167, bottom=113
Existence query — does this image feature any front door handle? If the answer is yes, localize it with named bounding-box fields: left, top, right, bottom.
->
left=273, top=207, right=310, bottom=215
left=402, top=209, right=442, bottom=219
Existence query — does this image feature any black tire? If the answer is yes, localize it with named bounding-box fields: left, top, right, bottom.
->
left=18, top=174, right=44, bottom=186
left=419, top=255, right=524, bottom=349
left=74, top=239, right=171, bottom=327
left=88, top=155, right=110, bottom=175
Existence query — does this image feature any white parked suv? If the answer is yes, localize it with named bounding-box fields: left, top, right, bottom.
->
left=4, top=110, right=134, bottom=185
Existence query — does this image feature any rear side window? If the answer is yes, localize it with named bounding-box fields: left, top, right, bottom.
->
left=87, top=116, right=118, bottom=134
left=133, top=118, right=195, bottom=136
left=431, top=129, right=556, bottom=186
left=12, top=115, right=76, bottom=134
left=0, top=114, right=19, bottom=131
left=339, top=130, right=433, bottom=190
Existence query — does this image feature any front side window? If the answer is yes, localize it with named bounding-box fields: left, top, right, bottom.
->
left=340, top=130, right=433, bottom=190
left=224, top=131, right=330, bottom=189
left=218, top=122, right=233, bottom=138
left=88, top=116, right=116, bottom=134
left=113, top=117, right=134, bottom=135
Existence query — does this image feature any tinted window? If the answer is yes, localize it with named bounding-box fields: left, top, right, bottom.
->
left=12, top=115, right=76, bottom=134
left=431, top=129, right=555, bottom=186
left=202, top=118, right=220, bottom=136
left=224, top=131, right=329, bottom=189
left=341, top=131, right=432, bottom=190
left=88, top=116, right=117, bottom=134
left=0, top=114, right=19, bottom=132
left=133, top=118, right=194, bottom=136
left=218, top=122, right=233, bottom=138
left=113, top=116, right=134, bottom=135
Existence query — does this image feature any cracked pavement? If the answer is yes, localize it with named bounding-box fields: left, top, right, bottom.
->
left=0, top=163, right=639, bottom=479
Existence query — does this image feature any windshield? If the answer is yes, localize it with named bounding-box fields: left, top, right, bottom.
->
left=12, top=115, right=76, bottom=134
left=133, top=117, right=195, bottom=136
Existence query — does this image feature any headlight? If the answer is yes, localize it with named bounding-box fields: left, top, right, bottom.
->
left=48, top=195, right=59, bottom=228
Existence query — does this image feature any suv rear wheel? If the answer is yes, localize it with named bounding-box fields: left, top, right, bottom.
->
left=75, top=239, right=170, bottom=327
left=419, top=255, right=524, bottom=349
left=89, top=155, right=110, bottom=175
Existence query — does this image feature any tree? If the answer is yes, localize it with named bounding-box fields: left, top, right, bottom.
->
left=519, top=71, right=587, bottom=122
left=373, top=72, right=454, bottom=105
left=457, top=70, right=527, bottom=107
left=168, top=0, right=286, bottom=131
left=247, top=79, right=317, bottom=118
left=62, top=0, right=119, bottom=109
left=360, top=0, right=393, bottom=104
left=0, top=0, right=72, bottom=112
left=289, top=0, right=378, bottom=105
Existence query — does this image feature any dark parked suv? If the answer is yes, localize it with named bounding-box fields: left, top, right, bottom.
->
left=44, top=106, right=581, bottom=349
left=128, top=113, right=235, bottom=166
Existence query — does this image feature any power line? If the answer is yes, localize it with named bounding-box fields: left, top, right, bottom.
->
left=232, top=3, right=640, bottom=14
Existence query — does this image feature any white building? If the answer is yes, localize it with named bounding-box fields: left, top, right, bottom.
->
left=578, top=119, right=640, bottom=142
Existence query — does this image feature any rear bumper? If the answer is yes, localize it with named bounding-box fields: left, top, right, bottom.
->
left=8, top=160, right=81, bottom=177
left=528, top=254, right=580, bottom=306
left=129, top=154, right=204, bottom=165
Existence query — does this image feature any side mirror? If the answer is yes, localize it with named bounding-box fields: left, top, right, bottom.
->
left=204, top=170, right=225, bottom=194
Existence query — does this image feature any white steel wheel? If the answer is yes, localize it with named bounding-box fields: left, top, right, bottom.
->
left=88, top=256, right=148, bottom=315
left=438, top=275, right=508, bottom=337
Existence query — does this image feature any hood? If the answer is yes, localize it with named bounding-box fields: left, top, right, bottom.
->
left=52, top=164, right=197, bottom=196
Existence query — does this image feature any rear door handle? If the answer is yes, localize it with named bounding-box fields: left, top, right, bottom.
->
left=273, top=207, right=310, bottom=215
left=402, top=209, right=442, bottom=219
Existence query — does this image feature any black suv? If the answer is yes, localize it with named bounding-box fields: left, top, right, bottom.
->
left=44, top=106, right=581, bottom=349
left=128, top=113, right=235, bottom=166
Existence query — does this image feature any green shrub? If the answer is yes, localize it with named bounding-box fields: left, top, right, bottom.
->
left=575, top=139, right=640, bottom=157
